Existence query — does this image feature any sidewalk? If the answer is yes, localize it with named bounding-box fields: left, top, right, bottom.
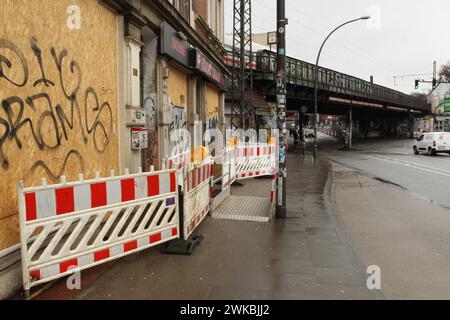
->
left=34, top=154, right=379, bottom=300
left=331, top=162, right=450, bottom=299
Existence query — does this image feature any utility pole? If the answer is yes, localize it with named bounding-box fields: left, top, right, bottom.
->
left=276, top=0, right=287, bottom=219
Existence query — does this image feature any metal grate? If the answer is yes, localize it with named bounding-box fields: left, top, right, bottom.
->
left=211, top=195, right=270, bottom=222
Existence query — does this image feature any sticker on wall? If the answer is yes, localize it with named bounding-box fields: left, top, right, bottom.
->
left=131, top=127, right=149, bottom=150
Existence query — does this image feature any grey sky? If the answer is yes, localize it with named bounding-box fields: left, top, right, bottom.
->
left=224, top=0, right=450, bottom=95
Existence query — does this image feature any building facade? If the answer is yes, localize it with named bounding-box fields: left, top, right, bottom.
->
left=429, top=83, right=450, bottom=132
left=0, top=0, right=226, bottom=298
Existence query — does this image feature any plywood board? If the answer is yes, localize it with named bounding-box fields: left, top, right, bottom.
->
left=167, top=66, right=187, bottom=108
left=0, top=0, right=119, bottom=249
left=206, top=84, right=219, bottom=129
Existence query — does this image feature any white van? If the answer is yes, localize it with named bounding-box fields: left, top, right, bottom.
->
left=413, top=132, right=450, bottom=156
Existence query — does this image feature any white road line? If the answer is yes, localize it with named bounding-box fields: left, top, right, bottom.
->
left=318, top=137, right=338, bottom=143
left=372, top=155, right=450, bottom=174
left=370, top=156, right=450, bottom=178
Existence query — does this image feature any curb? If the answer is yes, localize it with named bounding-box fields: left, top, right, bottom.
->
left=323, top=160, right=385, bottom=300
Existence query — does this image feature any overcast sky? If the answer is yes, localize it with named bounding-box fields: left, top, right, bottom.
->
left=224, top=0, right=450, bottom=95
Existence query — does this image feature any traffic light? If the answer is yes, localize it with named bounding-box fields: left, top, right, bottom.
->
left=432, top=78, right=437, bottom=89
left=415, top=79, right=419, bottom=90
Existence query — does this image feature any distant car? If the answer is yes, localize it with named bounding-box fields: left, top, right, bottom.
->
left=305, top=130, right=315, bottom=138
left=413, top=132, right=450, bottom=156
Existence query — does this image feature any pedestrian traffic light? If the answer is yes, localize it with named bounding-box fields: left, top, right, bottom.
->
left=415, top=80, right=419, bottom=90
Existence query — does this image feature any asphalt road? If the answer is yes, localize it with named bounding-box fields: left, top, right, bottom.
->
left=300, top=132, right=450, bottom=209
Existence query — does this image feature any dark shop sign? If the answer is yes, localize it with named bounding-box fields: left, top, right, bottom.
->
left=189, top=48, right=227, bottom=91
left=161, top=21, right=190, bottom=67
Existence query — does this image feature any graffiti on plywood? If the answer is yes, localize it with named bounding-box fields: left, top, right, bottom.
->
left=0, top=38, right=113, bottom=176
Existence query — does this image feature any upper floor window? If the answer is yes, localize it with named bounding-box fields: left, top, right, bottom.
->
left=170, top=0, right=190, bottom=23
left=208, top=0, right=223, bottom=41
left=179, top=0, right=190, bottom=23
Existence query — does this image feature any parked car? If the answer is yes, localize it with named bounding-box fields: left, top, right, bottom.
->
left=413, top=132, right=450, bottom=156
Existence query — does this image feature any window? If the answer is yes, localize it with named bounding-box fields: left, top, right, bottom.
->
left=172, top=0, right=190, bottom=22
left=209, top=0, right=222, bottom=37
left=180, top=0, right=190, bottom=22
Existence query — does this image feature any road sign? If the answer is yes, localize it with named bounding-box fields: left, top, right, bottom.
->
left=267, top=31, right=277, bottom=45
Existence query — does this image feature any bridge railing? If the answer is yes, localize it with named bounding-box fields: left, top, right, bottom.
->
left=255, top=50, right=430, bottom=112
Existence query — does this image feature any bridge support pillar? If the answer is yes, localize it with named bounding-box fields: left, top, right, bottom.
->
left=348, top=107, right=353, bottom=149
left=409, top=113, right=415, bottom=139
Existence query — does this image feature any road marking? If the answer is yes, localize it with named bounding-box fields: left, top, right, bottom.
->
left=370, top=155, right=450, bottom=178
left=318, top=134, right=338, bottom=142
left=372, top=155, right=450, bottom=174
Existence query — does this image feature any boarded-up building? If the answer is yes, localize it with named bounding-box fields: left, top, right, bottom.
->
left=0, top=0, right=227, bottom=298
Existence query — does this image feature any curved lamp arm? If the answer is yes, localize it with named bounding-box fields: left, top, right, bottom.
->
left=313, top=16, right=370, bottom=158
left=315, top=17, right=370, bottom=67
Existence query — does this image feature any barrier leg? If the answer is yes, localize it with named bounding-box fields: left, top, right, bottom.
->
left=160, top=234, right=204, bottom=256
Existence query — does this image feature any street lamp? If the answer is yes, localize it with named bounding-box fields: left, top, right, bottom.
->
left=313, top=16, right=371, bottom=158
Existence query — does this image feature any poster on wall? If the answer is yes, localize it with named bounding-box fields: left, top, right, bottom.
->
left=131, top=127, right=149, bottom=150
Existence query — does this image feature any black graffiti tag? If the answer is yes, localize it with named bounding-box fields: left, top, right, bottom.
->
left=0, top=38, right=113, bottom=176
left=0, top=39, right=29, bottom=87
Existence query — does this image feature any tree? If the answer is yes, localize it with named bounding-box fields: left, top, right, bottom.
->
left=410, top=92, right=428, bottom=102
left=439, top=62, right=450, bottom=81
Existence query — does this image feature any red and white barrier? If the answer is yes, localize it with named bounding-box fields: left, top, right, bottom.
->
left=270, top=172, right=277, bottom=208
left=18, top=168, right=180, bottom=293
left=222, top=146, right=237, bottom=190
left=235, top=143, right=276, bottom=180
left=182, top=158, right=213, bottom=240
left=165, top=150, right=191, bottom=170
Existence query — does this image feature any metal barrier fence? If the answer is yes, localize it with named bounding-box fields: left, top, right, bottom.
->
left=18, top=168, right=179, bottom=293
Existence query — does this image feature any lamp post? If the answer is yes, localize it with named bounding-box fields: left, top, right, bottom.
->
left=313, top=16, right=371, bottom=158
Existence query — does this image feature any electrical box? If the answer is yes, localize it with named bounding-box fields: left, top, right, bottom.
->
left=131, top=127, right=148, bottom=150
left=126, top=107, right=146, bottom=126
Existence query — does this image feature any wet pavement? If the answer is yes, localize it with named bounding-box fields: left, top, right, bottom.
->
left=34, top=153, right=380, bottom=300
left=332, top=162, right=450, bottom=299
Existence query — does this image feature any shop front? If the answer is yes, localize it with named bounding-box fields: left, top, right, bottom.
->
left=189, top=47, right=227, bottom=142
left=159, top=21, right=192, bottom=162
